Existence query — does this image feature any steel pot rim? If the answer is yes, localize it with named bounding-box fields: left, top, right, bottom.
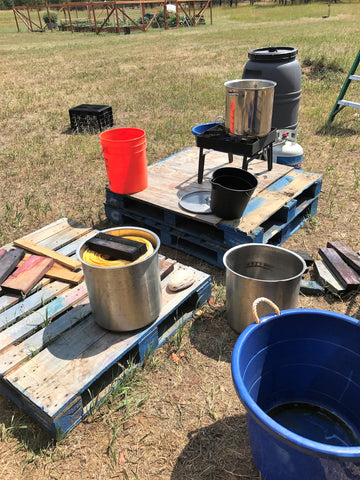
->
left=223, top=243, right=306, bottom=283
left=224, top=78, right=277, bottom=90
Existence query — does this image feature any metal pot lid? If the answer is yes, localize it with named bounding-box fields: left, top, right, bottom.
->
left=248, top=46, right=298, bottom=61
left=179, top=190, right=212, bottom=214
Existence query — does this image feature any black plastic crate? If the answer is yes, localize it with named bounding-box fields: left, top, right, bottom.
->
left=69, top=104, right=113, bottom=133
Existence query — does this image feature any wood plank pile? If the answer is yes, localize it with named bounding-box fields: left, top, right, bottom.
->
left=309, top=241, right=360, bottom=295
left=316, top=241, right=360, bottom=295
left=0, top=238, right=84, bottom=297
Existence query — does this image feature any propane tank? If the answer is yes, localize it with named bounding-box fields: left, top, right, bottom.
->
left=273, top=133, right=303, bottom=169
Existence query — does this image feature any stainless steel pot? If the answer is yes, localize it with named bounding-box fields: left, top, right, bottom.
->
left=224, top=79, right=277, bottom=138
left=223, top=244, right=306, bottom=333
left=77, top=227, right=162, bottom=332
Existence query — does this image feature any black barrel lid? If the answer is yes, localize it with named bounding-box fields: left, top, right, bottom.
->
left=248, top=46, right=298, bottom=61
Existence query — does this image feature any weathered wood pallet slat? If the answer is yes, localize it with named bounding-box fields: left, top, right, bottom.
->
left=314, top=260, right=346, bottom=295
left=327, top=240, right=360, bottom=274
left=319, top=247, right=360, bottom=290
left=0, top=219, right=212, bottom=439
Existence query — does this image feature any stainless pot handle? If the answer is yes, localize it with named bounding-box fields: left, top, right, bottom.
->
left=252, top=297, right=280, bottom=324
left=214, top=116, right=225, bottom=124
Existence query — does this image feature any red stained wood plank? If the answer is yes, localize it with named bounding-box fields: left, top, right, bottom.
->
left=159, top=257, right=176, bottom=280
left=327, top=241, right=360, bottom=274
left=1, top=255, right=54, bottom=296
left=318, top=247, right=360, bottom=290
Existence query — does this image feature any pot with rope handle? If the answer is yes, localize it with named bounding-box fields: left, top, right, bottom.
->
left=223, top=244, right=306, bottom=333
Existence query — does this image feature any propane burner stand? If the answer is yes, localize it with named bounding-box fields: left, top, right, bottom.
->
left=195, top=125, right=276, bottom=183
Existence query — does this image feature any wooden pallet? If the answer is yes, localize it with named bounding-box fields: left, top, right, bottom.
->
left=105, top=147, right=322, bottom=267
left=0, top=218, right=211, bottom=439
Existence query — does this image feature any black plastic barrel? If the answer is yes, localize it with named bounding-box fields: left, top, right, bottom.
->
left=242, top=46, right=301, bottom=131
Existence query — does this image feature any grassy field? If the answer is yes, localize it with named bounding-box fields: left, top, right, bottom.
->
left=1, top=2, right=360, bottom=245
left=0, top=3, right=360, bottom=479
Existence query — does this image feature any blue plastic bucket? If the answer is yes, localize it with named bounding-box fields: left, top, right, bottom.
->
left=231, top=300, right=360, bottom=480
left=191, top=122, right=221, bottom=136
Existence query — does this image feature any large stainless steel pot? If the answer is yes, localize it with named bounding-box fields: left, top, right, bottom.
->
left=223, top=244, right=306, bottom=333
left=224, top=79, right=276, bottom=138
left=78, top=226, right=162, bottom=332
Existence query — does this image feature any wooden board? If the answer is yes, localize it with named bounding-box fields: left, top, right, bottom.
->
left=1, top=255, right=54, bottom=296
left=327, top=241, right=360, bottom=273
left=318, top=247, right=360, bottom=290
left=0, top=219, right=211, bottom=439
left=0, top=248, right=25, bottom=285
left=13, top=238, right=82, bottom=271
left=314, top=260, right=346, bottom=295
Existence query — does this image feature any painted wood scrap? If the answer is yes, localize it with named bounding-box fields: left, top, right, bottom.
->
left=318, top=247, right=360, bottom=290
left=314, top=260, right=346, bottom=295
left=13, top=238, right=81, bottom=271
left=0, top=248, right=25, bottom=284
left=159, top=255, right=176, bottom=280
left=1, top=255, right=54, bottom=296
left=300, top=279, right=325, bottom=296
left=291, top=250, right=314, bottom=267
left=45, top=263, right=84, bottom=285
left=327, top=240, right=360, bottom=274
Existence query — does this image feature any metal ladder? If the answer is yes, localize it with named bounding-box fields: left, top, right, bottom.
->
left=328, top=50, right=360, bottom=123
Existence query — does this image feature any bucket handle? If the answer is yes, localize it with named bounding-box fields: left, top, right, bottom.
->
left=214, top=115, right=225, bottom=124
left=252, top=297, right=280, bottom=324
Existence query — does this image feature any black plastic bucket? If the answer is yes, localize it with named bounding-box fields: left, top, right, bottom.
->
left=210, top=167, right=258, bottom=220
left=242, top=46, right=302, bottom=131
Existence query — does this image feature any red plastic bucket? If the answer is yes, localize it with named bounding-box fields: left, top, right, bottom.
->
left=100, top=128, right=148, bottom=194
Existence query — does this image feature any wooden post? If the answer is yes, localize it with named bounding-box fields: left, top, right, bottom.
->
left=37, top=6, right=42, bottom=30
left=210, top=0, right=212, bottom=24
left=91, top=1, right=98, bottom=34
left=114, top=1, right=120, bottom=33
left=13, top=8, right=20, bottom=32
left=26, top=4, right=34, bottom=32
left=67, top=4, right=74, bottom=32
left=45, top=2, right=53, bottom=31
left=175, top=0, right=179, bottom=27
left=164, top=1, right=168, bottom=29
left=141, top=1, right=146, bottom=31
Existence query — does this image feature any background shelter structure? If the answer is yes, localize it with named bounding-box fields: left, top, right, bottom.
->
left=12, top=0, right=212, bottom=34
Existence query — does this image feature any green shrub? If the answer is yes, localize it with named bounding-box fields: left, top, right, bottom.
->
left=43, top=12, right=58, bottom=24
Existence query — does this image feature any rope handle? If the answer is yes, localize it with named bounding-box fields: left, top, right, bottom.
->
left=252, top=297, right=281, bottom=324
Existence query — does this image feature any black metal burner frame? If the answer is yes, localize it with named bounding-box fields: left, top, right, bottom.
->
left=195, top=125, right=277, bottom=184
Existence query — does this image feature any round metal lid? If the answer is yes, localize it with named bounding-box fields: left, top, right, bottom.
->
left=179, top=191, right=212, bottom=214
left=248, top=46, right=298, bottom=62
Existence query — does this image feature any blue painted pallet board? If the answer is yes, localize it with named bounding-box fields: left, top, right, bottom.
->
left=0, top=219, right=211, bottom=439
left=105, top=147, right=322, bottom=267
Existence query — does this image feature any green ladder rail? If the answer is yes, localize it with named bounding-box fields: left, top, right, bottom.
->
left=328, top=50, right=360, bottom=123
